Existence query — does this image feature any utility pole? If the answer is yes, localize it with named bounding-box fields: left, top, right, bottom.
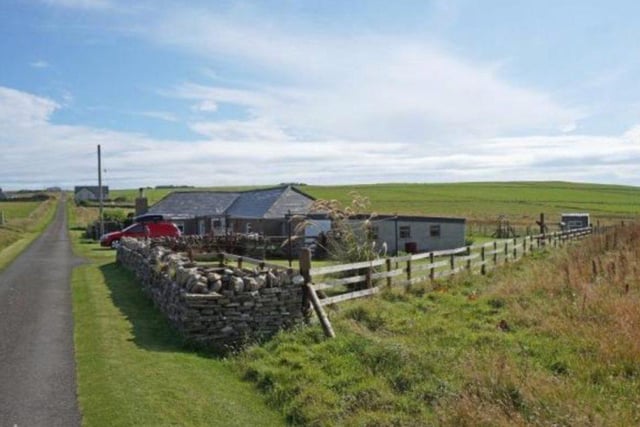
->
left=287, top=210, right=292, bottom=267
left=98, top=144, right=104, bottom=237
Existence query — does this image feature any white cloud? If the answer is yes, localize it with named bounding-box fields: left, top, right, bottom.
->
left=188, top=118, right=291, bottom=142
left=0, top=86, right=639, bottom=190
left=191, top=100, right=218, bottom=113
left=2, top=5, right=636, bottom=189
left=136, top=111, right=179, bottom=122
left=0, top=87, right=59, bottom=126
left=150, top=8, right=581, bottom=144
left=30, top=60, right=49, bottom=68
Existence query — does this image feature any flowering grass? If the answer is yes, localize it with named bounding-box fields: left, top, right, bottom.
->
left=235, top=224, right=640, bottom=426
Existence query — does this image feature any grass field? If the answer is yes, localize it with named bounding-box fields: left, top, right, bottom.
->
left=0, top=197, right=58, bottom=271
left=110, top=182, right=640, bottom=234
left=68, top=205, right=286, bottom=427
left=235, top=227, right=640, bottom=425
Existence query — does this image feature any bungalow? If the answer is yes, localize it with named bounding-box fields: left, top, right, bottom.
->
left=305, top=214, right=466, bottom=255
left=368, top=214, right=466, bottom=254
left=148, top=185, right=466, bottom=255
left=74, top=186, right=109, bottom=202
left=147, top=186, right=315, bottom=236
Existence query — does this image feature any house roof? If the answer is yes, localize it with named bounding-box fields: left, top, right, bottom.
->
left=148, top=191, right=239, bottom=218
left=74, top=186, right=109, bottom=197
left=226, top=186, right=314, bottom=219
left=148, top=186, right=315, bottom=220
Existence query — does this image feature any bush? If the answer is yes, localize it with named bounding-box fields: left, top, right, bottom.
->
left=103, top=208, right=128, bottom=223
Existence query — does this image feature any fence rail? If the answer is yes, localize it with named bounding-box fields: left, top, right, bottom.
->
left=300, top=226, right=597, bottom=336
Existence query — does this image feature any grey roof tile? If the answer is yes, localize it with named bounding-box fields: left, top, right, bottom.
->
left=148, top=186, right=315, bottom=219
left=149, top=191, right=239, bottom=218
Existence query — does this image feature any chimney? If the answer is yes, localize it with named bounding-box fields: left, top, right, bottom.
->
left=135, top=187, right=148, bottom=216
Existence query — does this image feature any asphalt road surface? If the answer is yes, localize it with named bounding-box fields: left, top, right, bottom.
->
left=0, top=198, right=81, bottom=426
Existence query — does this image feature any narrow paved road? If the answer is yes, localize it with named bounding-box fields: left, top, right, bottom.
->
left=0, top=198, right=81, bottom=426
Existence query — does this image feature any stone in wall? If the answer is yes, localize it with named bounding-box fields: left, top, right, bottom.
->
left=116, top=237, right=306, bottom=350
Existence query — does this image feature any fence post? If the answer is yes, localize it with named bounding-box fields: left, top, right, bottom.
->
left=218, top=252, right=225, bottom=268
left=429, top=252, right=435, bottom=281
left=504, top=241, right=509, bottom=263
left=481, top=246, right=486, bottom=275
left=299, top=248, right=335, bottom=338
left=466, top=246, right=472, bottom=270
left=493, top=241, right=498, bottom=265
left=450, top=253, right=455, bottom=272
left=237, top=256, right=243, bottom=270
left=513, top=238, right=517, bottom=260
left=406, top=257, right=412, bottom=283
left=386, top=258, right=392, bottom=288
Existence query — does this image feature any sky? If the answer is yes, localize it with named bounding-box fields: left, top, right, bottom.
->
left=1, top=0, right=640, bottom=190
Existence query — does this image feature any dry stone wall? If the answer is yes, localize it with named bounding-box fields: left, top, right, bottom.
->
left=116, top=237, right=306, bottom=349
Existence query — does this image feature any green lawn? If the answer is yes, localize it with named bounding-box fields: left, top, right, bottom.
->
left=68, top=206, right=286, bottom=427
left=0, top=197, right=57, bottom=271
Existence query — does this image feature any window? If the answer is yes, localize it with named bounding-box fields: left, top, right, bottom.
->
left=430, top=225, right=441, bottom=237
left=246, top=223, right=252, bottom=233
left=399, top=225, right=411, bottom=238
left=126, top=224, right=144, bottom=233
left=212, top=219, right=222, bottom=229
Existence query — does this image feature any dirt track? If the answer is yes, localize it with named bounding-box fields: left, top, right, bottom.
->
left=0, top=198, right=81, bottom=426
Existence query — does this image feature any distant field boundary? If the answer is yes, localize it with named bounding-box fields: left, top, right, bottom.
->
left=299, top=226, right=600, bottom=337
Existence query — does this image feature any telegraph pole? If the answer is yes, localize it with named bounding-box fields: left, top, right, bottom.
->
left=98, top=144, right=104, bottom=237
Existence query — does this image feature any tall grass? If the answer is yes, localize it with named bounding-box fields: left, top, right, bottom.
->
left=236, top=224, right=640, bottom=426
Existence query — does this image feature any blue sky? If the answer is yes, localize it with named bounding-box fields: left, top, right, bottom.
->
left=1, top=0, right=640, bottom=189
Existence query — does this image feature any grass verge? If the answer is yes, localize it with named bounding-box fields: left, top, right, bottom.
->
left=68, top=205, right=285, bottom=426
left=0, top=196, right=58, bottom=271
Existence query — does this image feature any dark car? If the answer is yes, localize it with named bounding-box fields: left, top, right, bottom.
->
left=100, top=221, right=181, bottom=248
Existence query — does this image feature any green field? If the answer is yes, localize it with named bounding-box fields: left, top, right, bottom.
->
left=305, top=181, right=640, bottom=220
left=0, top=198, right=57, bottom=271
left=110, top=182, right=640, bottom=231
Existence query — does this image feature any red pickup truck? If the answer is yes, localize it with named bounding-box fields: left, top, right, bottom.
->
left=100, top=220, right=181, bottom=248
